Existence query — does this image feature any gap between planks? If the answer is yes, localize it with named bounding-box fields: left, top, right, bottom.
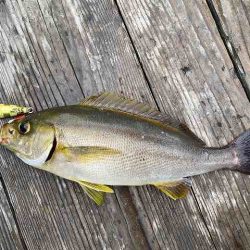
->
left=206, top=0, right=250, bottom=100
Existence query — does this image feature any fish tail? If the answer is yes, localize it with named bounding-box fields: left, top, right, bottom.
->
left=231, top=130, right=250, bottom=174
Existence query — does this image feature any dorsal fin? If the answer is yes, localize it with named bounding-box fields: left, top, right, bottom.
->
left=80, top=92, right=180, bottom=126
left=80, top=93, right=204, bottom=146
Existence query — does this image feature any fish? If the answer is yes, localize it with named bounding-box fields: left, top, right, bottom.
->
left=0, top=104, right=33, bottom=119
left=0, top=93, right=249, bottom=205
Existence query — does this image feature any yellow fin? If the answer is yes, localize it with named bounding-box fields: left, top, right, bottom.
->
left=154, top=178, right=191, bottom=200
left=78, top=180, right=114, bottom=193
left=77, top=180, right=113, bottom=205
left=79, top=93, right=204, bottom=145
left=80, top=185, right=105, bottom=205
left=60, top=146, right=120, bottom=164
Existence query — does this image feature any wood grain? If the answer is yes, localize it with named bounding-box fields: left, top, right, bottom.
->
left=0, top=0, right=219, bottom=249
left=211, top=0, right=250, bottom=95
left=0, top=176, right=24, bottom=250
left=24, top=0, right=219, bottom=247
left=0, top=0, right=150, bottom=248
left=1, top=0, right=250, bottom=249
left=117, top=0, right=250, bottom=249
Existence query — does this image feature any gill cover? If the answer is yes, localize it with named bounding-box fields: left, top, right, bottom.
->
left=0, top=118, right=56, bottom=167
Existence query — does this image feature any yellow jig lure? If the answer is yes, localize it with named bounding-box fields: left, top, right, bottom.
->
left=0, top=104, right=33, bottom=119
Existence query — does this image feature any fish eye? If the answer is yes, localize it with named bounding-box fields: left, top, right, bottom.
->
left=18, top=121, right=30, bottom=135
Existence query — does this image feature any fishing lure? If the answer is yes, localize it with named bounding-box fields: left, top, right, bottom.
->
left=0, top=104, right=33, bottom=119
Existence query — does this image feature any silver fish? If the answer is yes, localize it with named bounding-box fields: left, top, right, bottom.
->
left=0, top=93, right=248, bottom=205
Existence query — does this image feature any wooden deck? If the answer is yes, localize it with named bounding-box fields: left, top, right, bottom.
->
left=0, top=0, right=250, bottom=249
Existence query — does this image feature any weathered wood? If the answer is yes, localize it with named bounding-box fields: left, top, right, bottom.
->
left=117, top=0, right=250, bottom=249
left=0, top=0, right=219, bottom=249
left=210, top=0, right=250, bottom=96
left=1, top=0, right=250, bottom=249
left=1, top=1, right=150, bottom=249
left=0, top=175, right=24, bottom=250
left=0, top=0, right=150, bottom=248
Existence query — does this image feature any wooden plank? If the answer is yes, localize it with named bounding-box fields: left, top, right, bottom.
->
left=0, top=176, right=24, bottom=250
left=116, top=0, right=250, bottom=249
left=0, top=0, right=216, bottom=249
left=0, top=0, right=146, bottom=248
left=211, top=0, right=250, bottom=94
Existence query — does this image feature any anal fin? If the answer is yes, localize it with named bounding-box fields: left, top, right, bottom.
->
left=153, top=178, right=191, bottom=200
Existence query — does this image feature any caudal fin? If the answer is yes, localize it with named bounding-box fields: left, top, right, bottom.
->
left=232, top=130, right=250, bottom=174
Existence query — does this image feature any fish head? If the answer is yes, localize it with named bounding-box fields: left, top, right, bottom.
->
left=0, top=116, right=56, bottom=167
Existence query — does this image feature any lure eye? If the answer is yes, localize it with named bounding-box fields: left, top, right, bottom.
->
left=18, top=121, right=30, bottom=135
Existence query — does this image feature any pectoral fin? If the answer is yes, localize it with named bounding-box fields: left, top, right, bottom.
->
left=153, top=178, right=191, bottom=200
left=60, top=146, right=120, bottom=164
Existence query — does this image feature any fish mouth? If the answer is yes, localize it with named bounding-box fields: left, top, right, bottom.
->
left=0, top=125, right=9, bottom=145
left=0, top=137, right=10, bottom=145
left=45, top=135, right=57, bottom=162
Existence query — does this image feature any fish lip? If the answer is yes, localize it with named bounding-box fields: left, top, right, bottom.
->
left=0, top=137, right=10, bottom=145
left=0, top=124, right=9, bottom=145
